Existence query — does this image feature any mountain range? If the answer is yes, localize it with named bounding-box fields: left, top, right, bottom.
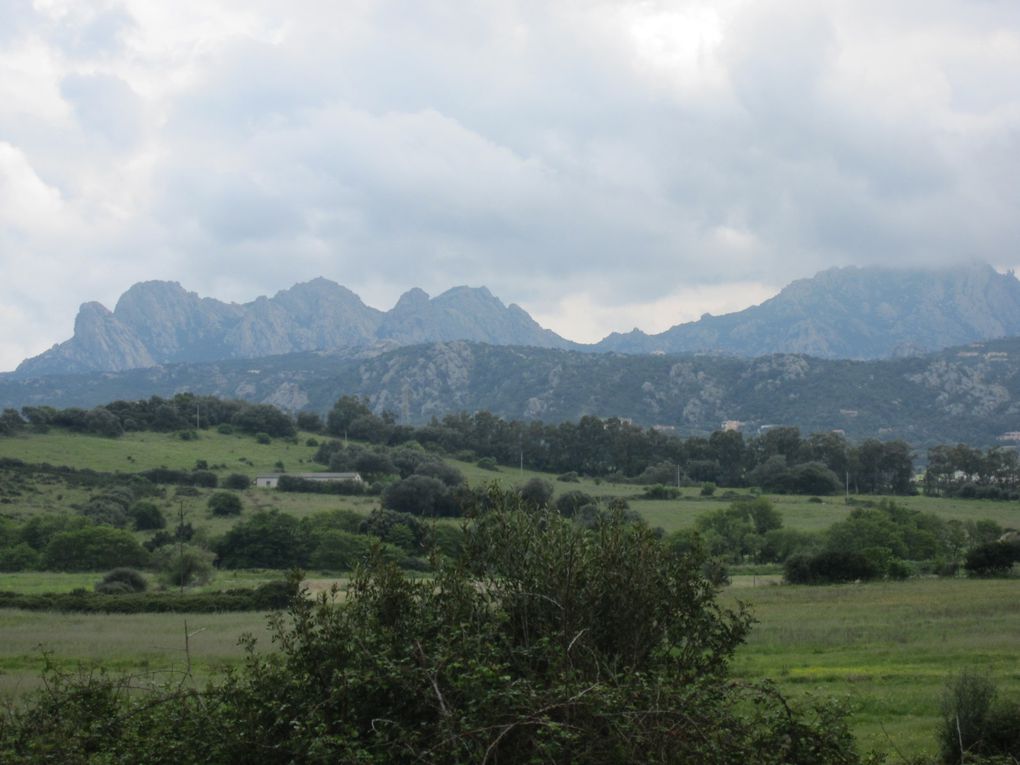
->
left=3, top=336, right=1020, bottom=450
left=13, top=279, right=569, bottom=378
left=11, top=261, right=1020, bottom=379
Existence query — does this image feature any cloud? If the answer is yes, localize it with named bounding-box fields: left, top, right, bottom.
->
left=61, top=72, right=144, bottom=146
left=1, top=0, right=1019, bottom=371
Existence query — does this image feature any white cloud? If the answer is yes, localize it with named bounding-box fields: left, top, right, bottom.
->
left=1, top=0, right=1019, bottom=370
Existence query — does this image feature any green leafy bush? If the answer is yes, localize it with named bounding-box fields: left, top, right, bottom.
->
left=207, top=491, right=243, bottom=517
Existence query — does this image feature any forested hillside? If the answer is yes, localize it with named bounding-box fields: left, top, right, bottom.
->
left=5, top=335, right=1020, bottom=449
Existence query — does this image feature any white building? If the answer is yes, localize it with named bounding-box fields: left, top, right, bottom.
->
left=255, top=472, right=364, bottom=488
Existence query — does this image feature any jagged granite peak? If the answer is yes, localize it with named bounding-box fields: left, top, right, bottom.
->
left=377, top=285, right=572, bottom=348
left=12, top=280, right=570, bottom=378
left=113, top=281, right=243, bottom=363
left=226, top=278, right=383, bottom=355
left=14, top=302, right=156, bottom=378
left=596, top=262, right=1020, bottom=359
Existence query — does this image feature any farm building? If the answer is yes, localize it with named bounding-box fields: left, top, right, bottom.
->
left=255, top=472, right=364, bottom=488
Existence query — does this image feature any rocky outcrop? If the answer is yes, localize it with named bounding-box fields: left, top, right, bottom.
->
left=15, top=302, right=156, bottom=378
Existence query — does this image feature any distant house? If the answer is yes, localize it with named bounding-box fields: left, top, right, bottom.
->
left=255, top=472, right=364, bottom=489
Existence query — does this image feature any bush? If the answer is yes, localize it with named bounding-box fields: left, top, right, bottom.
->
left=96, top=568, right=148, bottom=593
left=965, top=542, right=1018, bottom=577
left=519, top=477, right=554, bottom=508
left=191, top=470, right=218, bottom=488
left=43, top=527, right=149, bottom=571
left=939, top=671, right=998, bottom=763
left=0, top=543, right=41, bottom=572
left=643, top=484, right=681, bottom=500
left=150, top=544, right=215, bottom=588
left=784, top=550, right=880, bottom=584
left=554, top=490, right=596, bottom=517
left=255, top=433, right=272, bottom=445
left=476, top=456, right=499, bottom=471
left=556, top=471, right=580, bottom=482
left=130, top=502, right=166, bottom=531
left=700, top=481, right=717, bottom=496
left=215, top=511, right=310, bottom=569
left=222, top=473, right=251, bottom=490
left=208, top=491, right=243, bottom=517
left=382, top=475, right=457, bottom=517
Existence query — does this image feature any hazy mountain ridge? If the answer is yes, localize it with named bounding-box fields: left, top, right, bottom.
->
left=14, top=279, right=571, bottom=378
left=4, top=337, right=1020, bottom=450
left=596, top=263, right=1020, bottom=358
left=12, top=262, right=1020, bottom=379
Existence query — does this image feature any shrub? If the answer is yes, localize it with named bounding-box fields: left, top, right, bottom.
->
left=476, top=456, right=499, bottom=471
left=700, top=481, right=717, bottom=496
left=80, top=498, right=130, bottom=528
left=308, top=530, right=374, bottom=571
left=222, top=473, right=251, bottom=490
left=150, top=544, right=215, bottom=588
left=191, top=470, right=218, bottom=488
left=255, top=433, right=271, bottom=445
left=130, top=501, right=166, bottom=531
left=784, top=550, right=880, bottom=584
left=0, top=543, right=41, bottom=572
left=208, top=492, right=243, bottom=517
left=94, top=580, right=134, bottom=595
left=556, top=471, right=580, bottom=482
left=96, top=568, right=148, bottom=593
left=965, top=542, right=1018, bottom=577
left=214, top=511, right=310, bottom=569
left=939, top=671, right=997, bottom=763
left=519, top=477, right=554, bottom=508
left=554, top=490, right=596, bottom=517
left=382, top=475, right=457, bottom=517
left=43, top=527, right=149, bottom=571
left=643, top=484, right=681, bottom=500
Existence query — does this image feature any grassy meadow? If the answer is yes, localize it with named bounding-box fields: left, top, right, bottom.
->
left=1, top=428, right=1019, bottom=758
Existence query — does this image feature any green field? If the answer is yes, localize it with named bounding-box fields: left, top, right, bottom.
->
left=1, top=428, right=1019, bottom=759
left=728, top=578, right=1020, bottom=759
left=0, top=577, right=1015, bottom=760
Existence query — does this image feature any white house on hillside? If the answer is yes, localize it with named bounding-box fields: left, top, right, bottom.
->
left=255, top=472, right=364, bottom=488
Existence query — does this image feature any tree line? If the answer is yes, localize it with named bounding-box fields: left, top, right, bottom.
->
left=9, top=392, right=1020, bottom=497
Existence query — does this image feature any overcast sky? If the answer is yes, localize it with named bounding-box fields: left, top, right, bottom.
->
left=2, top=0, right=1019, bottom=371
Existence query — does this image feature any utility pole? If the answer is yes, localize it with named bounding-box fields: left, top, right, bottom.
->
left=676, top=464, right=681, bottom=489
left=178, top=501, right=186, bottom=594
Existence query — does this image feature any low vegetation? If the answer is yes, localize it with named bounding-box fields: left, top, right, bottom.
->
left=0, top=395, right=1018, bottom=761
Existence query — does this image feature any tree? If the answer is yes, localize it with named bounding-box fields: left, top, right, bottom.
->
left=129, top=501, right=166, bottom=531
left=519, top=477, right=554, bottom=508
left=150, top=544, right=215, bottom=587
left=964, top=542, right=1018, bottom=577
left=208, top=491, right=243, bottom=517
left=214, top=511, right=310, bottom=569
left=295, top=411, right=323, bottom=433
left=382, top=475, right=457, bottom=517
left=42, top=527, right=149, bottom=571
left=326, top=395, right=373, bottom=436
left=222, top=473, right=251, bottom=490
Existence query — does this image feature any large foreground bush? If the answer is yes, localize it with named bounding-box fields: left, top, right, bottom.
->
left=0, top=492, right=875, bottom=764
